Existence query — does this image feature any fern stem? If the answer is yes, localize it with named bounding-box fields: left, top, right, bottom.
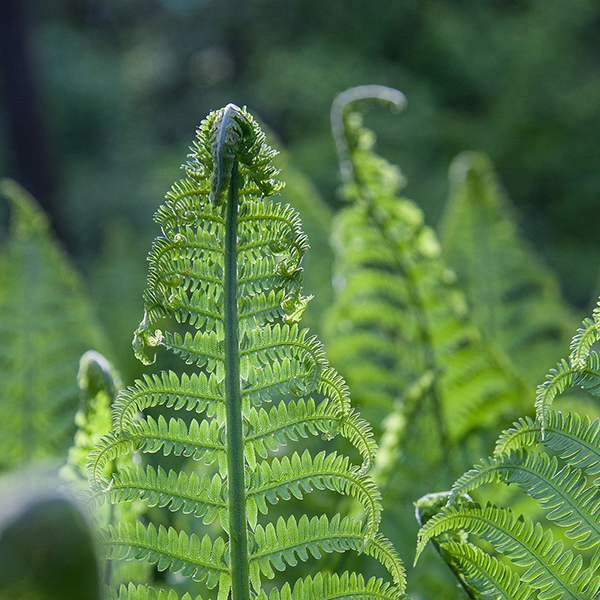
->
left=224, top=158, right=250, bottom=600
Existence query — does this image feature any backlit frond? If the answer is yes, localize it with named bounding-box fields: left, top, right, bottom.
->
left=88, top=104, right=402, bottom=599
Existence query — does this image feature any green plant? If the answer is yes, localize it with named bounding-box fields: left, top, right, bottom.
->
left=327, top=87, right=529, bottom=446
left=87, top=104, right=405, bottom=600
left=0, top=179, right=108, bottom=471
left=415, top=300, right=600, bottom=599
left=440, top=152, right=578, bottom=387
left=325, top=86, right=537, bottom=599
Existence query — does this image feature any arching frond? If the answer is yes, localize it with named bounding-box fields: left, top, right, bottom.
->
left=417, top=502, right=597, bottom=599
left=450, top=449, right=600, bottom=550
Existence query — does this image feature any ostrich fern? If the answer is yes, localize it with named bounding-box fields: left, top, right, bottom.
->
left=416, top=299, right=600, bottom=600
left=326, top=86, right=535, bottom=600
left=88, top=105, right=404, bottom=600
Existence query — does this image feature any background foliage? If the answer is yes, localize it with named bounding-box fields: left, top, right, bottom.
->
left=2, top=0, right=600, bottom=324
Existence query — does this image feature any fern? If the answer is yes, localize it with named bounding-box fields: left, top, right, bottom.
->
left=88, top=104, right=404, bottom=600
left=0, top=179, right=107, bottom=470
left=327, top=87, right=529, bottom=463
left=536, top=301, right=600, bottom=431
left=416, top=299, right=600, bottom=599
left=63, top=350, right=122, bottom=484
left=440, top=151, right=578, bottom=386
left=325, top=87, right=537, bottom=600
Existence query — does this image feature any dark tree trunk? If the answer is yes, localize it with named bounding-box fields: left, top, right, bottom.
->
left=0, top=0, right=64, bottom=242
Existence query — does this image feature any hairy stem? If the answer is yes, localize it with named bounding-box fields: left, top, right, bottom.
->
left=224, top=159, right=250, bottom=600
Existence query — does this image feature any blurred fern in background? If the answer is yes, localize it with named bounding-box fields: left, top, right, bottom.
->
left=0, top=179, right=108, bottom=471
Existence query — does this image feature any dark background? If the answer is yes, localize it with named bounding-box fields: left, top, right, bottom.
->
left=2, top=0, right=600, bottom=309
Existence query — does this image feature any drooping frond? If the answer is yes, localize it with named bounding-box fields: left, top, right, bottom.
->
left=417, top=413, right=600, bottom=598
left=415, top=297, right=600, bottom=599
left=0, top=179, right=108, bottom=470
left=450, top=449, right=600, bottom=550
left=88, top=104, right=402, bottom=599
left=440, top=151, right=578, bottom=386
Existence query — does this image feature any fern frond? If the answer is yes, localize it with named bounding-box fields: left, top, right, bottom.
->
left=90, top=104, right=401, bottom=599
left=327, top=90, right=528, bottom=449
left=440, top=151, right=577, bottom=386
left=450, top=449, right=600, bottom=550
left=63, top=351, right=121, bottom=483
left=416, top=502, right=596, bottom=599
left=439, top=540, right=534, bottom=600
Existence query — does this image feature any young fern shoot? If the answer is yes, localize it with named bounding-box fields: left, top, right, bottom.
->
left=88, top=105, right=404, bottom=600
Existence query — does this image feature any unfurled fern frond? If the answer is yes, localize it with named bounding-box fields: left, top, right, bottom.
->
left=0, top=179, right=107, bottom=470
left=327, top=88, right=528, bottom=450
left=88, top=105, right=404, bottom=600
left=416, top=299, right=600, bottom=600
left=440, top=152, right=578, bottom=386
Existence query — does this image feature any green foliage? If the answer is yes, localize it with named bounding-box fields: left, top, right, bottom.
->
left=88, top=105, right=404, bottom=600
left=325, top=87, right=536, bottom=599
left=63, top=350, right=122, bottom=484
left=440, top=152, right=578, bottom=386
left=0, top=179, right=107, bottom=470
left=416, top=299, right=600, bottom=600
left=327, top=87, right=528, bottom=455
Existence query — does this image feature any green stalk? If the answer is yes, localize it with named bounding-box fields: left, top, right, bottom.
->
left=224, top=159, right=250, bottom=600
